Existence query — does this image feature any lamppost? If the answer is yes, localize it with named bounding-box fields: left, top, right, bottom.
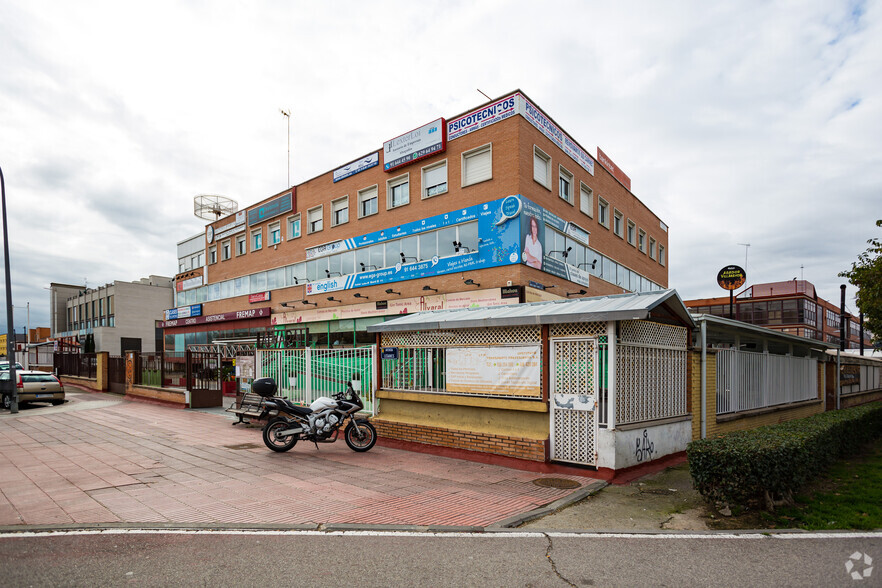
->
left=1, top=164, right=18, bottom=413
left=280, top=109, right=291, bottom=187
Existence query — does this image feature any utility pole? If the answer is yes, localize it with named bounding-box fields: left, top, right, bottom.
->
left=737, top=243, right=750, bottom=269
left=280, top=109, right=291, bottom=187
left=1, top=164, right=18, bottom=413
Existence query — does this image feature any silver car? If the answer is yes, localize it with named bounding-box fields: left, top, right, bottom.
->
left=1, top=370, right=65, bottom=409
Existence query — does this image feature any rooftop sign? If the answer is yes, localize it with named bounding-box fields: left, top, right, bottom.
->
left=383, top=118, right=446, bottom=172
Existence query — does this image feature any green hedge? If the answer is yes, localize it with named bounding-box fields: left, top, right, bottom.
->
left=687, top=402, right=882, bottom=506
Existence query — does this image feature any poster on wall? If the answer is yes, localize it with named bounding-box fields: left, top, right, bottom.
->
left=446, top=346, right=541, bottom=397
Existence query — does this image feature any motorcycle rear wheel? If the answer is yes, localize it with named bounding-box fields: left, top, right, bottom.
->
left=344, top=420, right=377, bottom=452
left=263, top=418, right=298, bottom=452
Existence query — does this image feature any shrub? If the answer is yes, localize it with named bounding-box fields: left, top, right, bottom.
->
left=687, top=402, right=882, bottom=508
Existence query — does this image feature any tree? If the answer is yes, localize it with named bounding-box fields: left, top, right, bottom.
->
left=839, top=219, right=882, bottom=347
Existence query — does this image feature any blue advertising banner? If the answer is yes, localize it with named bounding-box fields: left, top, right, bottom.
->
left=164, top=304, right=203, bottom=321
left=306, top=196, right=523, bottom=295
left=333, top=152, right=379, bottom=183
left=248, top=192, right=293, bottom=226
left=520, top=196, right=590, bottom=288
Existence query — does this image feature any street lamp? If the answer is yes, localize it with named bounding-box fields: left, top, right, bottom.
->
left=1, top=164, right=18, bottom=413
left=280, top=109, right=291, bottom=187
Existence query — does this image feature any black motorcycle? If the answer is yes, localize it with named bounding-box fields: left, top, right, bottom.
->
left=254, top=376, right=377, bottom=454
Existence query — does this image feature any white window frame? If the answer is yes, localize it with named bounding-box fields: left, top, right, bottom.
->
left=236, top=234, right=247, bottom=256
left=421, top=160, right=448, bottom=199
left=613, top=209, right=624, bottom=238
left=559, top=165, right=574, bottom=204
left=598, top=198, right=610, bottom=229
left=331, top=196, right=349, bottom=227
left=287, top=213, right=301, bottom=240
left=659, top=245, right=666, bottom=266
left=533, top=146, right=551, bottom=189
left=251, top=228, right=263, bottom=252
left=208, top=246, right=217, bottom=265
left=627, top=220, right=636, bottom=246
left=638, top=229, right=647, bottom=254
left=268, top=221, right=281, bottom=245
left=649, top=237, right=657, bottom=260
left=386, top=174, right=410, bottom=209
left=358, top=185, right=379, bottom=219
left=221, top=239, right=231, bottom=261
left=580, top=182, right=593, bottom=218
left=307, top=205, right=323, bottom=234
left=462, top=143, right=493, bottom=187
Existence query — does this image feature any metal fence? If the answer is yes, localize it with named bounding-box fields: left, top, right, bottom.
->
left=256, top=346, right=376, bottom=414
left=381, top=347, right=446, bottom=393
left=54, top=353, right=97, bottom=379
left=716, top=349, right=818, bottom=415
left=840, top=361, right=882, bottom=396
left=136, top=351, right=187, bottom=388
left=615, top=344, right=688, bottom=425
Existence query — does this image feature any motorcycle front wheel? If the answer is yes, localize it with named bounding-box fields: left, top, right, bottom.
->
left=344, top=420, right=377, bottom=452
left=263, top=418, right=298, bottom=452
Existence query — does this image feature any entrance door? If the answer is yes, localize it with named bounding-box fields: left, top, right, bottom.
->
left=186, top=350, right=222, bottom=408
left=549, top=337, right=598, bottom=466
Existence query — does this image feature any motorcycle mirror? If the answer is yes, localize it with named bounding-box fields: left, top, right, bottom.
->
left=350, top=379, right=362, bottom=392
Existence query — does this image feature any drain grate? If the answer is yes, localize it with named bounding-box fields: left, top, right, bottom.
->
left=224, top=443, right=261, bottom=450
left=532, top=477, right=581, bottom=489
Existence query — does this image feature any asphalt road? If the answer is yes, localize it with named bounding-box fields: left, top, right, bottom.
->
left=1, top=529, right=879, bottom=587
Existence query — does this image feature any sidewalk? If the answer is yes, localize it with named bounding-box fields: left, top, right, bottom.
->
left=0, top=389, right=601, bottom=529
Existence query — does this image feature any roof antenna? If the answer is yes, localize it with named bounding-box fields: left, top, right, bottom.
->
left=477, top=89, right=491, bottom=101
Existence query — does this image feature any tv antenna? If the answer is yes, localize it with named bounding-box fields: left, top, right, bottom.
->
left=194, top=195, right=238, bottom=221
left=737, top=243, right=750, bottom=268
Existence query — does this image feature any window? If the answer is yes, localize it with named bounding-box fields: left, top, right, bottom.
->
left=268, top=222, right=281, bottom=245
left=387, top=174, right=409, bottom=209
left=236, top=234, right=247, bottom=256
left=659, top=245, right=666, bottom=266
left=580, top=182, right=593, bottom=217
left=533, top=146, right=550, bottom=188
left=307, top=206, right=323, bottom=234
left=209, top=246, right=217, bottom=264
left=251, top=228, right=262, bottom=251
left=422, top=161, right=448, bottom=198
left=358, top=185, right=378, bottom=218
left=287, top=214, right=301, bottom=240
left=598, top=198, right=609, bottom=228
left=638, top=229, right=647, bottom=253
left=559, top=166, right=574, bottom=204
left=649, top=237, right=657, bottom=260
left=627, top=220, right=636, bottom=246
left=331, top=197, right=349, bottom=227
left=462, top=144, right=492, bottom=186
left=221, top=240, right=231, bottom=261
left=613, top=210, right=624, bottom=238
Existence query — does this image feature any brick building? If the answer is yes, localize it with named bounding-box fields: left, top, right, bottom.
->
left=685, top=279, right=873, bottom=349
left=162, top=91, right=670, bottom=349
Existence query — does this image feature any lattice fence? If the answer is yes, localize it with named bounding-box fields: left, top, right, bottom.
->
left=550, top=322, right=607, bottom=338
left=620, top=320, right=688, bottom=348
left=552, top=410, right=595, bottom=465
left=381, top=325, right=540, bottom=347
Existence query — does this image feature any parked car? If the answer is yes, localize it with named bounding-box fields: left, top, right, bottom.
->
left=1, top=370, right=65, bottom=409
left=0, top=362, right=24, bottom=371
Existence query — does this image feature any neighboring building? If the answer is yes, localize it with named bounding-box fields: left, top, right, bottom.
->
left=685, top=279, right=873, bottom=349
left=163, top=90, right=670, bottom=351
left=50, top=277, right=174, bottom=355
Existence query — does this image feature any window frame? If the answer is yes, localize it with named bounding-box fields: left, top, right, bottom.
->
left=638, top=228, right=647, bottom=254
left=649, top=237, right=657, bottom=260
left=627, top=220, right=636, bottom=246
left=533, top=145, right=551, bottom=189
left=307, top=205, right=323, bottom=234
left=386, top=173, right=410, bottom=210
left=358, top=185, right=379, bottom=219
left=598, top=198, right=610, bottom=229
left=461, top=143, right=493, bottom=187
left=558, top=165, right=574, bottom=205
left=331, top=196, right=349, bottom=227
left=221, top=239, right=232, bottom=261
left=613, top=209, right=624, bottom=238
left=208, top=246, right=217, bottom=265
left=236, top=234, right=247, bottom=256
left=579, top=182, right=593, bottom=218
left=268, top=221, right=282, bottom=246
left=287, top=213, right=301, bottom=240
left=421, top=160, right=448, bottom=199
left=659, top=245, right=666, bottom=266
left=251, top=228, right=263, bottom=252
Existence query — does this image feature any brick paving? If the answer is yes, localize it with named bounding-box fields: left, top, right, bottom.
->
left=0, top=391, right=598, bottom=528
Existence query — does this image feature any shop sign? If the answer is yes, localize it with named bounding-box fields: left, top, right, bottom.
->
left=306, top=240, right=346, bottom=260
left=717, top=265, right=747, bottom=291
left=448, top=95, right=519, bottom=141
left=247, top=192, right=293, bottom=226
left=521, top=97, right=595, bottom=176
left=164, top=304, right=203, bottom=321
left=176, top=275, right=204, bottom=292
left=383, top=118, right=446, bottom=172
left=381, top=347, right=399, bottom=360
left=249, top=292, right=270, bottom=303
left=159, top=307, right=271, bottom=328
left=333, top=152, right=379, bottom=182
left=446, top=346, right=541, bottom=397
left=597, top=147, right=631, bottom=191
left=501, top=286, right=520, bottom=299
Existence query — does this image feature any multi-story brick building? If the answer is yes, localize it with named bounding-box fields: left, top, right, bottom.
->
left=162, top=91, right=670, bottom=349
left=685, top=279, right=873, bottom=349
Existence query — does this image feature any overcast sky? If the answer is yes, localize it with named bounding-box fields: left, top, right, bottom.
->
left=1, top=0, right=879, bottom=333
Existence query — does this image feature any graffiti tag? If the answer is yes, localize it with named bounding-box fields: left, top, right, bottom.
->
left=635, top=429, right=655, bottom=463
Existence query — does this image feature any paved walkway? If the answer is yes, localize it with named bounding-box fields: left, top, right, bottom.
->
left=0, top=390, right=599, bottom=528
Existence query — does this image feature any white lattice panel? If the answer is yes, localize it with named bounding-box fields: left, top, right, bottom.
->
left=552, top=409, right=595, bottom=465
left=381, top=326, right=540, bottom=347
left=620, top=320, right=687, bottom=349
left=553, top=339, right=595, bottom=396
left=616, top=344, right=688, bottom=425
left=550, top=322, right=607, bottom=338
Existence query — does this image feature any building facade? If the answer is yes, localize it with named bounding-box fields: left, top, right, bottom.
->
left=685, top=280, right=873, bottom=349
left=50, top=277, right=174, bottom=355
left=163, top=91, right=670, bottom=350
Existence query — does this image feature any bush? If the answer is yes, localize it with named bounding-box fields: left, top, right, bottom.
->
left=687, top=402, right=882, bottom=508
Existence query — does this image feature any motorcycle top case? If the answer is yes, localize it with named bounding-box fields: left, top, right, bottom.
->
left=252, top=377, right=278, bottom=398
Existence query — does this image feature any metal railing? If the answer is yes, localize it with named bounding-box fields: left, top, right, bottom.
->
left=54, top=353, right=97, bottom=379
left=381, top=347, right=446, bottom=393
left=136, top=351, right=187, bottom=388
left=257, top=346, right=376, bottom=414
left=716, top=349, right=818, bottom=415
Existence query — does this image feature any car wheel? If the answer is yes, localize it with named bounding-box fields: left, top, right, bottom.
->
left=51, top=399, right=64, bottom=406
left=2, top=395, right=10, bottom=410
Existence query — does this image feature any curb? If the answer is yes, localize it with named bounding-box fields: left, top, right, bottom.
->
left=487, top=480, right=609, bottom=529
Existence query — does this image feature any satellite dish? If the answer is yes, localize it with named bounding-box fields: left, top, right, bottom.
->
left=194, top=194, right=238, bottom=221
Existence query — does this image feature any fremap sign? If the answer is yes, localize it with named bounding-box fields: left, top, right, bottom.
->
left=717, top=265, right=747, bottom=291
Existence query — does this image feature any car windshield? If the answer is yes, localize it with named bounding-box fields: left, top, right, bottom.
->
left=21, top=374, right=58, bottom=383
left=0, top=362, right=24, bottom=371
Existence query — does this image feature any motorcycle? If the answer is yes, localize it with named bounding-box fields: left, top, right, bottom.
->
left=253, top=376, right=377, bottom=454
